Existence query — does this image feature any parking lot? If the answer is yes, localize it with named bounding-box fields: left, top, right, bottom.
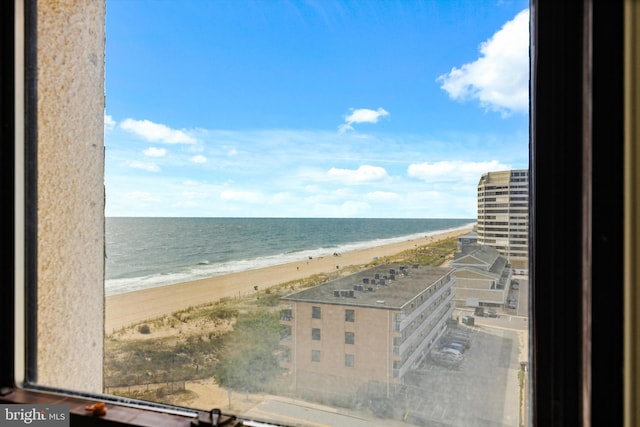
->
left=373, top=276, right=530, bottom=427
left=396, top=322, right=526, bottom=427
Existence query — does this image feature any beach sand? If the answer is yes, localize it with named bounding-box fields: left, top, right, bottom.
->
left=105, top=227, right=473, bottom=332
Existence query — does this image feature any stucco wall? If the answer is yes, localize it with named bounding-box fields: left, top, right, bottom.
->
left=36, top=0, right=105, bottom=392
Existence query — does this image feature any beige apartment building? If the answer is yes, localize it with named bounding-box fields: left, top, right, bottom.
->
left=477, top=169, right=529, bottom=270
left=279, top=264, right=455, bottom=402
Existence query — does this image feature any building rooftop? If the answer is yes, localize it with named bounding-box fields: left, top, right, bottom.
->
left=453, top=244, right=500, bottom=264
left=281, top=264, right=454, bottom=310
left=451, top=245, right=511, bottom=289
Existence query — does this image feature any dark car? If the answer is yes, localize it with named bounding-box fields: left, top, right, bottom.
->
left=462, top=315, right=475, bottom=326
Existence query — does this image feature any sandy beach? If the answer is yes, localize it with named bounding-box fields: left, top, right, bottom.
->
left=105, top=226, right=473, bottom=332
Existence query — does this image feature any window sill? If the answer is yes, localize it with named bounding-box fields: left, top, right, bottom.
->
left=0, top=388, right=240, bottom=427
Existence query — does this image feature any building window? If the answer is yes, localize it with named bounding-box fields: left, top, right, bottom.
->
left=312, top=350, right=321, bottom=363
left=345, top=331, right=355, bottom=345
left=312, top=328, right=321, bottom=340
left=312, top=306, right=321, bottom=319
left=345, top=309, right=355, bottom=322
left=345, top=354, right=355, bottom=367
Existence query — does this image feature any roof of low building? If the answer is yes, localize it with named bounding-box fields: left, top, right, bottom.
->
left=453, top=245, right=500, bottom=265
left=281, top=264, right=454, bottom=310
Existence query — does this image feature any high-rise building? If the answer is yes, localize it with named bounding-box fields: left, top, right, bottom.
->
left=476, top=169, right=529, bottom=270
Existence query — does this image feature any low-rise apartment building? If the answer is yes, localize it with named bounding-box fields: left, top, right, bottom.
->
left=279, top=264, right=455, bottom=401
left=450, top=245, right=513, bottom=309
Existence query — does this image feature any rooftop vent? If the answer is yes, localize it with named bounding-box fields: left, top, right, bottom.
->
left=333, top=290, right=340, bottom=297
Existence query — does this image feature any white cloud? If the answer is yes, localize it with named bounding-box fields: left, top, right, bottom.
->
left=326, top=165, right=389, bottom=184
left=120, top=118, right=198, bottom=144
left=437, top=8, right=529, bottom=116
left=190, top=154, right=207, bottom=164
left=339, top=108, right=389, bottom=133
left=128, top=160, right=160, bottom=172
left=407, top=160, right=509, bottom=183
left=143, top=147, right=167, bottom=157
left=365, top=191, right=401, bottom=202
left=104, top=114, right=116, bottom=131
left=220, top=190, right=265, bottom=204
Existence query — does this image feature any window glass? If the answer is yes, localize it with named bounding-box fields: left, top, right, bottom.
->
left=345, top=309, right=355, bottom=322
left=345, top=354, right=355, bottom=368
left=345, top=331, right=355, bottom=345
left=103, top=1, right=530, bottom=426
left=312, top=328, right=321, bottom=341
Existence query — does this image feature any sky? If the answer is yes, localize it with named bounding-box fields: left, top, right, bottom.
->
left=104, top=0, right=529, bottom=218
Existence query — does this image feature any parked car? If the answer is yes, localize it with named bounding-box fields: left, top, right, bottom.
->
left=511, top=281, right=520, bottom=290
left=439, top=347, right=463, bottom=357
left=440, top=341, right=466, bottom=353
left=430, top=355, right=462, bottom=368
left=461, top=315, right=475, bottom=326
left=430, top=349, right=463, bottom=367
left=445, top=332, right=471, bottom=349
left=487, top=309, right=499, bottom=318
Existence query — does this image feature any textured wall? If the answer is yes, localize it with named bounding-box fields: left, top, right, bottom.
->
left=36, top=0, right=105, bottom=392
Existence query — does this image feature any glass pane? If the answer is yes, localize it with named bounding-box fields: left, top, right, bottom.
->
left=104, top=1, right=530, bottom=426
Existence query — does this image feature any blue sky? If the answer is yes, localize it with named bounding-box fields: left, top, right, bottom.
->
left=105, top=0, right=529, bottom=218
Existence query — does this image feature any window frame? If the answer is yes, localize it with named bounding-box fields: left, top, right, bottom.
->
left=0, top=1, right=629, bottom=426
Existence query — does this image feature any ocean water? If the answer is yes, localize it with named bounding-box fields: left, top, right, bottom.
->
left=105, top=217, right=475, bottom=296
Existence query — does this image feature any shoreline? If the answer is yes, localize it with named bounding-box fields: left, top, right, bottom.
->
left=105, top=226, right=473, bottom=332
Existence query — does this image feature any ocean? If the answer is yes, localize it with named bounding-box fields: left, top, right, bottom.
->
left=105, top=217, right=475, bottom=296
